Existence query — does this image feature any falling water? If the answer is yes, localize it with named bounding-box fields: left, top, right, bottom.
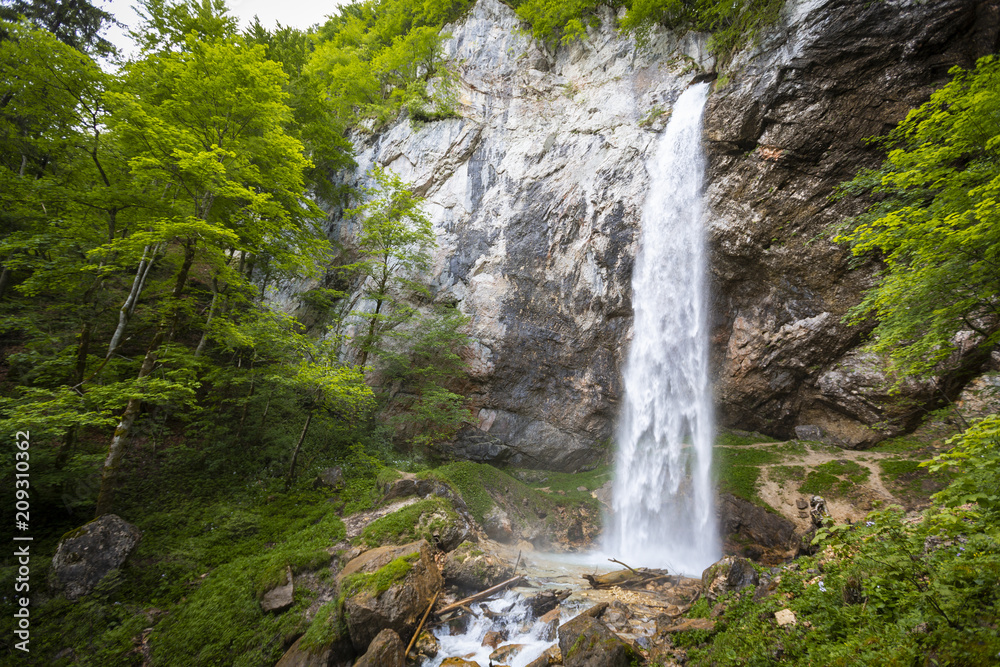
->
left=605, top=82, right=719, bottom=575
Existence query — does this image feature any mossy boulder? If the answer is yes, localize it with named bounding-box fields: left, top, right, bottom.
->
left=557, top=614, right=638, bottom=667
left=339, top=540, right=442, bottom=653
left=49, top=514, right=142, bottom=600
left=441, top=540, right=511, bottom=590
left=360, top=497, right=469, bottom=552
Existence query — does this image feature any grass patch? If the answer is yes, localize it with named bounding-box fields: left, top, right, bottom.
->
left=799, top=470, right=840, bottom=496
left=151, top=509, right=344, bottom=665
left=716, top=430, right=776, bottom=447
left=715, top=446, right=779, bottom=510
left=870, top=437, right=927, bottom=455
left=816, top=459, right=871, bottom=484
left=769, top=465, right=805, bottom=486
left=358, top=496, right=459, bottom=547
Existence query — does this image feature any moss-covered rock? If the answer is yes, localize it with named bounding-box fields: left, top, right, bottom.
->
left=339, top=540, right=442, bottom=653
left=441, top=540, right=511, bottom=590
left=557, top=614, right=638, bottom=667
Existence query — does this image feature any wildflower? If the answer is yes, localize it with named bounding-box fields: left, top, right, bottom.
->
left=865, top=521, right=874, bottom=527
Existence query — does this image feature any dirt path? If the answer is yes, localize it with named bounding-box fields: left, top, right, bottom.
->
left=741, top=442, right=915, bottom=530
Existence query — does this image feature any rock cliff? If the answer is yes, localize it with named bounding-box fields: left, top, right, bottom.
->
left=328, top=0, right=999, bottom=468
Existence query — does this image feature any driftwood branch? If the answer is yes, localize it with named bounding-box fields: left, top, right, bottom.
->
left=609, top=558, right=640, bottom=574
left=405, top=589, right=440, bottom=658
left=435, top=575, right=525, bottom=616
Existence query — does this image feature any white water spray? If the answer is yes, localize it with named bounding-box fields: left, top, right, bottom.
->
left=605, top=82, right=719, bottom=575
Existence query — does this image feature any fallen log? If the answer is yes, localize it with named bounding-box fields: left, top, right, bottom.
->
left=435, top=575, right=526, bottom=616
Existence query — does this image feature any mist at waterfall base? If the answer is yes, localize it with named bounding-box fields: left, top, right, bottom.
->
left=603, top=82, right=720, bottom=576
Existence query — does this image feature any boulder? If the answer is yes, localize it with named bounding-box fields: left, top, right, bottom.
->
left=490, top=643, right=526, bottom=663
left=49, top=514, right=141, bottom=600
left=273, top=635, right=353, bottom=667
left=413, top=629, right=439, bottom=662
left=340, top=540, right=443, bottom=653
left=701, top=557, right=759, bottom=603
left=261, top=566, right=294, bottom=613
left=526, top=645, right=561, bottom=667
left=483, top=507, right=514, bottom=542
left=353, top=628, right=404, bottom=667
left=558, top=614, right=638, bottom=667
left=440, top=659, right=480, bottom=667
left=718, top=493, right=797, bottom=560
left=314, top=466, right=344, bottom=490
left=442, top=541, right=511, bottom=590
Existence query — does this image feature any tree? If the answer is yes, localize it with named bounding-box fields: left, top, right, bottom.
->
left=342, top=165, right=435, bottom=369
left=837, top=55, right=1000, bottom=381
left=93, top=22, right=331, bottom=515
left=0, top=0, right=118, bottom=55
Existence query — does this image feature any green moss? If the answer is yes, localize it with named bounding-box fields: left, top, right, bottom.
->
left=714, top=446, right=780, bottom=510
left=150, top=510, right=345, bottom=665
left=716, top=430, right=776, bottom=447
left=300, top=600, right=345, bottom=651
left=799, top=471, right=839, bottom=495
left=339, top=553, right=418, bottom=600
left=769, top=465, right=805, bottom=486
left=358, top=496, right=458, bottom=547
left=870, top=437, right=926, bottom=454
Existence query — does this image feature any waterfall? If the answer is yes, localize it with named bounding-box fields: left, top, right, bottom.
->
left=605, top=82, right=719, bottom=575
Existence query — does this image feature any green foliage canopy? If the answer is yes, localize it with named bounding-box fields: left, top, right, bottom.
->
left=837, top=56, right=1000, bottom=380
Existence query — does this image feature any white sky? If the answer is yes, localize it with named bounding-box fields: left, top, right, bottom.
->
left=98, top=0, right=347, bottom=57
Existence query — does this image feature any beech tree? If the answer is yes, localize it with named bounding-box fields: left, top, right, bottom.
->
left=838, top=55, right=1000, bottom=380
left=94, top=22, right=331, bottom=515
left=342, top=165, right=435, bottom=369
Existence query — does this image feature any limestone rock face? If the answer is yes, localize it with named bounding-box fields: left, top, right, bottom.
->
left=321, top=0, right=1000, bottom=463
left=703, top=0, right=999, bottom=443
left=49, top=514, right=141, bottom=600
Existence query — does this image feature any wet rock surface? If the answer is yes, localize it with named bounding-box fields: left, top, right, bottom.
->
left=719, top=492, right=798, bottom=562
left=442, top=540, right=513, bottom=590
left=49, top=514, right=142, bottom=600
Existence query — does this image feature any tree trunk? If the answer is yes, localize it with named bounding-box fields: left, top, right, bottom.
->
left=108, top=244, right=158, bottom=357
left=194, top=285, right=219, bottom=357
left=285, top=410, right=313, bottom=491
left=358, top=297, right=384, bottom=370
left=235, top=369, right=255, bottom=442
left=95, top=328, right=165, bottom=517
left=0, top=265, right=10, bottom=299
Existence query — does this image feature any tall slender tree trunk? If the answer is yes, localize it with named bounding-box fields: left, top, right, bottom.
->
left=285, top=410, right=313, bottom=491
left=108, top=244, right=159, bottom=357
left=0, top=265, right=10, bottom=299
left=194, top=278, right=221, bottom=357
left=358, top=297, right=384, bottom=370
left=95, top=328, right=166, bottom=517
left=56, top=322, right=93, bottom=469
left=235, top=368, right=255, bottom=442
